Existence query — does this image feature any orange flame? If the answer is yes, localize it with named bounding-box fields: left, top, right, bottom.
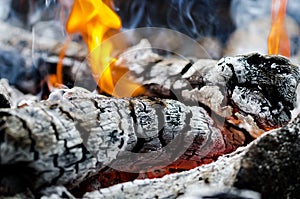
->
left=268, top=0, right=290, bottom=57
left=65, top=0, right=144, bottom=97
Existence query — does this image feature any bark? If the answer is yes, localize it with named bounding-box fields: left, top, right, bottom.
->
left=117, top=39, right=300, bottom=133
left=0, top=87, right=239, bottom=196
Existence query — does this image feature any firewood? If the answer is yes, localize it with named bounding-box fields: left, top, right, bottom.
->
left=11, top=109, right=299, bottom=199
left=83, top=113, right=300, bottom=199
left=117, top=39, right=300, bottom=135
left=0, top=37, right=299, bottom=197
left=0, top=87, right=239, bottom=196
left=1, top=85, right=299, bottom=198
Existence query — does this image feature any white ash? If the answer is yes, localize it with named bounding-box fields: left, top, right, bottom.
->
left=181, top=59, right=218, bottom=79
left=182, top=86, right=232, bottom=118
left=116, top=39, right=162, bottom=75
left=232, top=87, right=271, bottom=118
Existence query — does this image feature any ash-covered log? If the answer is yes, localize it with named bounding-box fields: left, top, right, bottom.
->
left=0, top=87, right=236, bottom=197
left=0, top=48, right=300, bottom=198
left=0, top=79, right=299, bottom=198
left=117, top=40, right=300, bottom=134
left=84, top=113, right=300, bottom=199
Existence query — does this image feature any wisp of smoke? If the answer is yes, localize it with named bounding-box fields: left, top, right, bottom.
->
left=114, top=0, right=235, bottom=43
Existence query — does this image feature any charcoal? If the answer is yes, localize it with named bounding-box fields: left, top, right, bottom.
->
left=179, top=187, right=260, bottom=199
left=0, top=57, right=299, bottom=197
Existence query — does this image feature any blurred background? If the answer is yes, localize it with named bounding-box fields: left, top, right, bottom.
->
left=1, top=0, right=300, bottom=95
left=1, top=0, right=300, bottom=58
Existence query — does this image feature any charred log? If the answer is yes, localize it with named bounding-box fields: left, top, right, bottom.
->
left=117, top=40, right=300, bottom=132
left=83, top=113, right=300, bottom=199
left=0, top=87, right=240, bottom=196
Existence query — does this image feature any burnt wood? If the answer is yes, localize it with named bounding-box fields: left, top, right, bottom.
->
left=118, top=40, right=300, bottom=132
left=0, top=87, right=235, bottom=196
left=84, top=113, right=300, bottom=199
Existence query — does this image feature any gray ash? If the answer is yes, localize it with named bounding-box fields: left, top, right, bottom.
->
left=212, top=53, right=300, bottom=129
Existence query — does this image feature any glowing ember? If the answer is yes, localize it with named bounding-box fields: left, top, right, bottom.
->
left=65, top=0, right=143, bottom=97
left=268, top=0, right=290, bottom=57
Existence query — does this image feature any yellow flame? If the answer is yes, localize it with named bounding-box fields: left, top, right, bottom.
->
left=66, top=0, right=143, bottom=97
left=268, top=0, right=290, bottom=57
left=66, top=0, right=121, bottom=51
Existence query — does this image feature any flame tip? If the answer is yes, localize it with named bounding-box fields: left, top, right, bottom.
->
left=63, top=0, right=142, bottom=97
left=268, top=0, right=290, bottom=57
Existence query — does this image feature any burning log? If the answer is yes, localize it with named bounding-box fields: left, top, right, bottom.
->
left=0, top=72, right=299, bottom=198
left=0, top=47, right=299, bottom=197
left=0, top=1, right=299, bottom=198
left=0, top=87, right=237, bottom=196
left=117, top=39, right=300, bottom=134
left=84, top=113, right=300, bottom=199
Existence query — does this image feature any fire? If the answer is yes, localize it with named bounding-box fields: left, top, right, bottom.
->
left=65, top=0, right=144, bottom=97
left=268, top=0, right=290, bottom=57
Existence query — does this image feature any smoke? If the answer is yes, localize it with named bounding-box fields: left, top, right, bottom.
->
left=114, top=0, right=235, bottom=43
left=231, top=0, right=300, bottom=28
